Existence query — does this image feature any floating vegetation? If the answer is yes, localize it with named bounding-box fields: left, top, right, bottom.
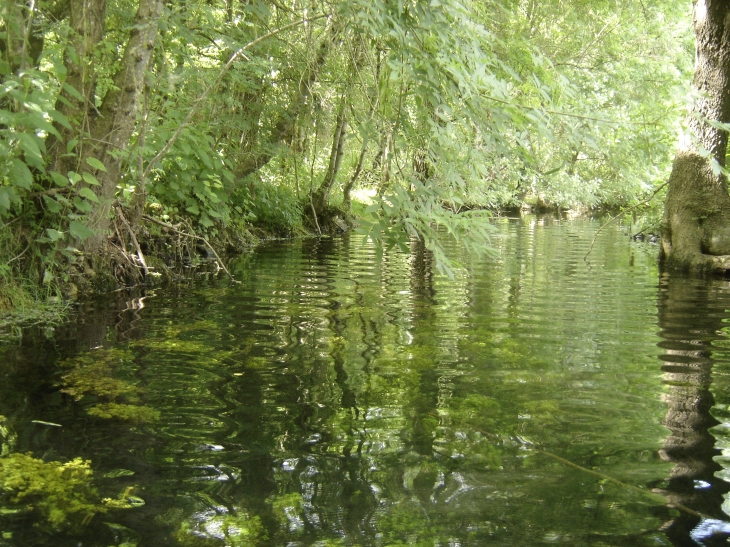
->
left=58, top=349, right=159, bottom=423
left=0, top=449, right=144, bottom=530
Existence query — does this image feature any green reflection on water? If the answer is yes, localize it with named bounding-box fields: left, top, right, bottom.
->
left=2, top=216, right=725, bottom=546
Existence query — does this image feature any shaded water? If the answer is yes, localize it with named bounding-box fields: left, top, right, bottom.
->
left=4, top=217, right=730, bottom=546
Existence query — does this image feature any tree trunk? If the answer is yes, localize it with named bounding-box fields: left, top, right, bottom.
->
left=83, top=0, right=163, bottom=245
left=661, top=0, right=730, bottom=273
left=312, top=97, right=347, bottom=213
left=342, top=139, right=367, bottom=211
left=235, top=19, right=339, bottom=181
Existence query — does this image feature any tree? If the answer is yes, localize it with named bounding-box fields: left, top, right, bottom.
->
left=661, top=0, right=730, bottom=272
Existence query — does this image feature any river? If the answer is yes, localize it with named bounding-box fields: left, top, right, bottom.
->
left=2, top=216, right=730, bottom=546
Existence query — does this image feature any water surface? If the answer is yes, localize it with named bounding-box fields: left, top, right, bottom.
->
left=3, top=217, right=730, bottom=546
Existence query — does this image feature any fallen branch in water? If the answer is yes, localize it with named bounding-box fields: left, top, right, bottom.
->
left=516, top=436, right=706, bottom=520
left=141, top=214, right=239, bottom=283
left=583, top=181, right=668, bottom=261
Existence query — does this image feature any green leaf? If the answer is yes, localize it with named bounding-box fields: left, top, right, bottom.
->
left=199, top=213, right=214, bottom=227
left=17, top=133, right=44, bottom=167
left=77, top=187, right=99, bottom=203
left=73, top=196, right=94, bottom=213
left=45, top=229, right=65, bottom=242
left=82, top=172, right=100, bottom=186
left=42, top=195, right=63, bottom=213
left=66, top=138, right=78, bottom=153
left=50, top=171, right=69, bottom=187
left=68, top=221, right=95, bottom=241
left=9, top=159, right=33, bottom=190
left=0, top=188, right=14, bottom=210
left=85, top=157, right=107, bottom=172
left=67, top=171, right=82, bottom=185
left=48, top=109, right=72, bottom=130
left=62, top=82, right=84, bottom=102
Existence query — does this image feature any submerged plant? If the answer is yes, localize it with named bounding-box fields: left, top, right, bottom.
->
left=0, top=417, right=15, bottom=457
left=0, top=453, right=144, bottom=529
left=0, top=453, right=99, bottom=528
left=58, top=349, right=159, bottom=423
left=86, top=403, right=161, bottom=422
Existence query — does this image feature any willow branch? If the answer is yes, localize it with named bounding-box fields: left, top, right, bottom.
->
left=141, top=14, right=329, bottom=181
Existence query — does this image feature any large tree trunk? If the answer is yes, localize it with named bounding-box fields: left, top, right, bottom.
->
left=312, top=97, right=348, bottom=214
left=83, top=0, right=163, bottom=247
left=47, top=0, right=106, bottom=175
left=661, top=0, right=730, bottom=273
left=44, top=0, right=163, bottom=252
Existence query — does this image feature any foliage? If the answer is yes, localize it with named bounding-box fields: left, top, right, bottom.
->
left=0, top=0, right=694, bottom=288
left=0, top=417, right=15, bottom=458
left=0, top=452, right=143, bottom=530
left=86, top=402, right=160, bottom=422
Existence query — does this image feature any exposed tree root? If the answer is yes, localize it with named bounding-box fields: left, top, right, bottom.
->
left=140, top=214, right=239, bottom=283
left=115, top=206, right=149, bottom=276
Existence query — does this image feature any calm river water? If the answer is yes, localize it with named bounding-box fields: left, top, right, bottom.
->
left=3, top=216, right=730, bottom=546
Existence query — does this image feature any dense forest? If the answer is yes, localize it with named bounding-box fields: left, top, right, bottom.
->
left=0, top=0, right=697, bottom=304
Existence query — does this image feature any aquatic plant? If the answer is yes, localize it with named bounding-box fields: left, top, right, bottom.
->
left=0, top=417, right=15, bottom=457
left=58, top=349, right=159, bottom=423
left=0, top=453, right=100, bottom=528
left=87, top=403, right=161, bottom=422
left=0, top=452, right=146, bottom=531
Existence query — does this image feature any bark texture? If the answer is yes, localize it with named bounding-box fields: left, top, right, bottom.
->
left=84, top=0, right=164, bottom=243
left=312, top=97, right=348, bottom=213
left=661, top=0, right=730, bottom=273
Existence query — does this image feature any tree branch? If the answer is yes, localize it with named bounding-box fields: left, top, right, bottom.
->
left=141, top=14, right=329, bottom=181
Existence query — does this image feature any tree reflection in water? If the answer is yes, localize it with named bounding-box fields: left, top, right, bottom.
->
left=656, top=274, right=730, bottom=546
